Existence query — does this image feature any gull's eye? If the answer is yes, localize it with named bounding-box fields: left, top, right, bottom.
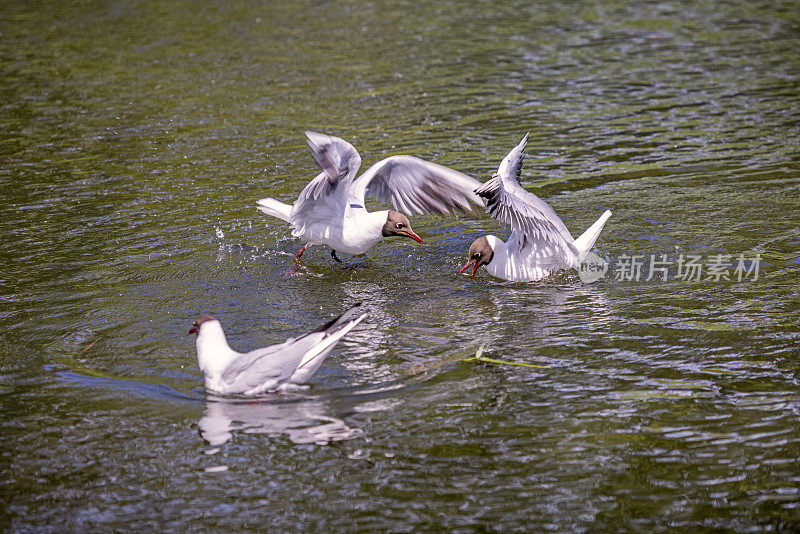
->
left=473, top=252, right=480, bottom=259
left=396, top=222, right=404, bottom=228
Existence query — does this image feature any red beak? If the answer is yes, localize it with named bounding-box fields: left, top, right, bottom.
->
left=401, top=230, right=423, bottom=244
left=460, top=260, right=479, bottom=276
left=188, top=327, right=197, bottom=334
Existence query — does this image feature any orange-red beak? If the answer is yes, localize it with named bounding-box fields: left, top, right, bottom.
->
left=401, top=230, right=423, bottom=244
left=188, top=326, right=197, bottom=334
left=460, top=260, right=479, bottom=276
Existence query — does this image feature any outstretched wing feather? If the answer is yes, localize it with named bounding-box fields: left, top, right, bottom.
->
left=475, top=135, right=577, bottom=256
left=351, top=155, right=484, bottom=215
left=289, top=132, right=364, bottom=236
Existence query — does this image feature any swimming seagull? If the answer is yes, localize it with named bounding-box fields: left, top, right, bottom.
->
left=256, top=132, right=484, bottom=262
left=460, top=133, right=612, bottom=282
left=189, top=305, right=367, bottom=395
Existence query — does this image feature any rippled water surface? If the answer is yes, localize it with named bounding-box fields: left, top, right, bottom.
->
left=2, top=0, right=800, bottom=531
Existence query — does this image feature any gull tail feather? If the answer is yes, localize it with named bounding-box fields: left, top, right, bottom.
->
left=573, top=210, right=612, bottom=259
left=290, top=305, right=368, bottom=384
left=256, top=198, right=292, bottom=222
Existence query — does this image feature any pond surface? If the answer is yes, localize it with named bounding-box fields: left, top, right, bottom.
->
left=2, top=0, right=800, bottom=531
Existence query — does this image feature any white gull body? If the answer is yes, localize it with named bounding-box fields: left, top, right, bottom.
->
left=462, top=133, right=612, bottom=282
left=256, top=132, right=484, bottom=259
left=190, top=305, right=367, bottom=395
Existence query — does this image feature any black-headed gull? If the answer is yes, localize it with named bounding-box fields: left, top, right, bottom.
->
left=257, top=132, right=484, bottom=261
left=460, top=133, right=612, bottom=282
left=189, top=305, right=367, bottom=395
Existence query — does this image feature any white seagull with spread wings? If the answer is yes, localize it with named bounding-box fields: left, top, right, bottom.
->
left=460, top=133, right=612, bottom=282
left=257, top=132, right=484, bottom=262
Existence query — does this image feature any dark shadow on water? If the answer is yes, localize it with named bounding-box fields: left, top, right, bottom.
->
left=56, top=370, right=202, bottom=404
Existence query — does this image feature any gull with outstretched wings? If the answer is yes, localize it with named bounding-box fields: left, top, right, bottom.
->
left=460, top=133, right=612, bottom=282
left=257, top=132, right=484, bottom=262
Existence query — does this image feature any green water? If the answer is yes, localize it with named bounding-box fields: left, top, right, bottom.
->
left=2, top=0, right=799, bottom=531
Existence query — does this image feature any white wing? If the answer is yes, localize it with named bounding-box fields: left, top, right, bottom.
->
left=304, top=131, right=362, bottom=185
left=349, top=155, right=484, bottom=214
left=219, top=340, right=309, bottom=394
left=475, top=133, right=577, bottom=259
left=220, top=305, right=367, bottom=393
left=290, top=132, right=363, bottom=236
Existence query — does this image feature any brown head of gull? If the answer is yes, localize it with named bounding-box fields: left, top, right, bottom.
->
left=460, top=236, right=495, bottom=276
left=381, top=210, right=423, bottom=244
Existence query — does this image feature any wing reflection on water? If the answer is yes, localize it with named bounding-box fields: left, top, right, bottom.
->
left=199, top=393, right=364, bottom=446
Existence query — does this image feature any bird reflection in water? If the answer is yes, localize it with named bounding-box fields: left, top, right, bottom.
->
left=198, top=393, right=363, bottom=447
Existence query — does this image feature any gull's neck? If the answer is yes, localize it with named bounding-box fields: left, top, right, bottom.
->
left=484, top=235, right=533, bottom=281
left=354, top=208, right=388, bottom=237
left=484, top=235, right=564, bottom=282
left=195, top=320, right=239, bottom=379
left=483, top=235, right=505, bottom=270
left=341, top=208, right=389, bottom=254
